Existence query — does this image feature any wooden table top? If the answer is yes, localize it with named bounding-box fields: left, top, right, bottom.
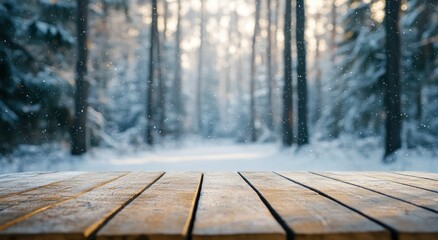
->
left=0, top=171, right=437, bottom=240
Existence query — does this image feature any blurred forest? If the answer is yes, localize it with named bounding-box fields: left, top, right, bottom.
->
left=0, top=0, right=437, bottom=162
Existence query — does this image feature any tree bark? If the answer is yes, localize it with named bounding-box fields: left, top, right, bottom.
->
left=249, top=0, right=261, bottom=142
left=146, top=0, right=159, bottom=145
left=158, top=0, right=168, bottom=136
left=383, top=0, right=402, bottom=159
left=71, top=0, right=89, bottom=155
left=196, top=0, right=205, bottom=133
left=314, top=9, right=322, bottom=123
left=296, top=0, right=309, bottom=145
left=330, top=0, right=337, bottom=62
left=282, top=0, right=293, bottom=146
left=174, top=0, right=183, bottom=140
left=266, top=0, right=274, bottom=131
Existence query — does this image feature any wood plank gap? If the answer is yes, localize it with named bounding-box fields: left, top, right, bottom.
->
left=88, top=171, right=166, bottom=240
left=0, top=172, right=129, bottom=231
left=238, top=172, right=294, bottom=240
left=312, top=172, right=438, bottom=215
left=389, top=172, right=438, bottom=182
left=185, top=173, right=204, bottom=240
left=274, top=172, right=398, bottom=240
left=369, top=174, right=438, bottom=194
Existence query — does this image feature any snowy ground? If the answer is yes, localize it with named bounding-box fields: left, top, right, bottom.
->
left=1, top=137, right=438, bottom=174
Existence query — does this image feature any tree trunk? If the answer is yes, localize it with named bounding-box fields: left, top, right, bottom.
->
left=282, top=0, right=293, bottom=146
left=174, top=0, right=183, bottom=140
left=266, top=0, right=274, bottom=131
left=314, top=9, right=322, bottom=123
left=383, top=0, right=402, bottom=159
left=196, top=0, right=205, bottom=133
left=146, top=0, right=159, bottom=145
left=296, top=0, right=308, bottom=145
left=330, top=0, right=337, bottom=62
left=71, top=0, right=89, bottom=155
left=158, top=0, right=168, bottom=136
left=235, top=10, right=243, bottom=108
left=249, top=0, right=261, bottom=142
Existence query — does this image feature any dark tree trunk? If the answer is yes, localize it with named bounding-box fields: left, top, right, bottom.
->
left=383, top=0, right=402, bottom=159
left=266, top=0, right=274, bottom=131
left=158, top=0, right=168, bottom=136
left=296, top=0, right=308, bottom=145
left=196, top=0, right=205, bottom=133
left=71, top=0, right=89, bottom=155
left=282, top=0, right=293, bottom=146
left=314, top=9, right=322, bottom=123
left=174, top=0, right=183, bottom=139
left=249, top=0, right=261, bottom=142
left=146, top=0, right=159, bottom=145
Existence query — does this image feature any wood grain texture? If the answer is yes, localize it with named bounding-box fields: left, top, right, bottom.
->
left=0, top=172, right=127, bottom=231
left=241, top=172, right=389, bottom=240
left=0, top=172, right=54, bottom=180
left=0, top=172, right=84, bottom=198
left=0, top=172, right=164, bottom=240
left=360, top=172, right=438, bottom=193
left=97, top=172, right=202, bottom=240
left=316, top=172, right=438, bottom=212
left=278, top=172, right=438, bottom=240
left=192, top=172, right=285, bottom=240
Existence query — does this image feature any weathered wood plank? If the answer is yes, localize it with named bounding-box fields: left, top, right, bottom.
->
left=0, top=172, right=127, bottom=230
left=393, top=172, right=438, bottom=181
left=0, top=172, right=54, bottom=180
left=192, top=172, right=285, bottom=240
left=97, top=172, right=202, bottom=240
left=278, top=172, right=438, bottom=240
left=241, top=172, right=389, bottom=240
left=0, top=171, right=84, bottom=198
left=360, top=172, right=438, bottom=193
left=316, top=172, right=438, bottom=213
left=0, top=172, right=164, bottom=240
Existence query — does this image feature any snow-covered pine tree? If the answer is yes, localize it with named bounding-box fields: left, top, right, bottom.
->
left=401, top=0, right=438, bottom=148
left=321, top=0, right=386, bottom=139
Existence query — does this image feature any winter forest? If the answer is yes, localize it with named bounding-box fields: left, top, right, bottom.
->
left=0, top=0, right=437, bottom=173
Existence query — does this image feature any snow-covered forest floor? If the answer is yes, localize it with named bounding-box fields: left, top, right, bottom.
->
left=1, top=136, right=437, bottom=174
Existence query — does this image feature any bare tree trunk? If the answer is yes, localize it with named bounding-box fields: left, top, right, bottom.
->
left=330, top=0, right=337, bottom=62
left=282, top=0, right=293, bottom=146
left=383, top=0, right=402, bottom=159
left=314, top=9, right=322, bottom=123
left=196, top=0, right=205, bottom=133
left=249, top=0, right=261, bottom=142
left=71, top=0, right=89, bottom=155
left=174, top=0, right=183, bottom=139
left=224, top=5, right=234, bottom=130
left=158, top=0, right=168, bottom=136
left=235, top=10, right=243, bottom=107
left=146, top=0, right=160, bottom=145
left=296, top=0, right=308, bottom=145
left=266, top=0, right=274, bottom=131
